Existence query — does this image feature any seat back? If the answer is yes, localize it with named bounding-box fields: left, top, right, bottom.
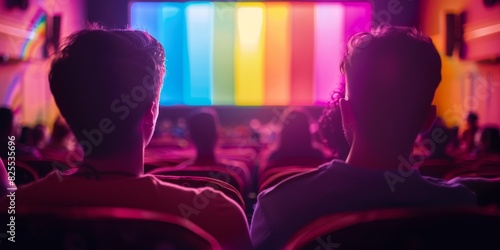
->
left=154, top=174, right=245, bottom=210
left=456, top=177, right=500, bottom=207
left=2, top=160, right=39, bottom=186
left=445, top=166, right=500, bottom=180
left=150, top=165, right=246, bottom=194
left=0, top=207, right=221, bottom=250
left=417, top=159, right=457, bottom=179
left=284, top=207, right=500, bottom=250
left=18, top=159, right=72, bottom=178
left=259, top=166, right=314, bottom=192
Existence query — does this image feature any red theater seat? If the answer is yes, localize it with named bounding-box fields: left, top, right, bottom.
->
left=454, top=177, right=500, bottom=207
left=149, top=165, right=246, bottom=194
left=417, top=159, right=458, bottom=179
left=259, top=166, right=315, bottom=193
left=445, top=164, right=500, bottom=180
left=153, top=174, right=245, bottom=210
left=0, top=207, right=221, bottom=250
left=2, top=160, right=39, bottom=186
left=284, top=207, right=500, bottom=250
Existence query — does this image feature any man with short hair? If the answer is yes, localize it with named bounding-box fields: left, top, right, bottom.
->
left=250, top=26, right=476, bottom=249
left=1, top=27, right=251, bottom=249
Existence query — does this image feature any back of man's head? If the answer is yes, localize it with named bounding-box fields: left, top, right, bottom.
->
left=49, top=26, right=165, bottom=157
left=341, top=26, right=441, bottom=146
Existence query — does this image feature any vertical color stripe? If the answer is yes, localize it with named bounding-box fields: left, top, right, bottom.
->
left=290, top=3, right=315, bottom=105
left=315, top=3, right=345, bottom=104
left=343, top=2, right=372, bottom=46
left=265, top=3, right=291, bottom=105
left=213, top=2, right=236, bottom=105
left=234, top=3, right=265, bottom=106
left=130, top=1, right=372, bottom=106
left=158, top=3, right=185, bottom=105
left=184, top=3, right=214, bottom=105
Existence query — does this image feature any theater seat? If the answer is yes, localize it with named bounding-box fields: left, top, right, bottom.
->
left=454, top=177, right=500, bottom=207
left=444, top=165, right=500, bottom=180
left=2, top=160, right=39, bottom=186
left=417, top=159, right=457, bottom=179
left=259, top=167, right=314, bottom=193
left=153, top=174, right=245, bottom=210
left=284, top=207, right=500, bottom=250
left=150, top=165, right=246, bottom=194
left=0, top=207, right=221, bottom=250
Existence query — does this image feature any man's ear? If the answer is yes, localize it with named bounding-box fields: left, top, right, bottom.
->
left=339, top=98, right=354, bottom=131
left=421, top=105, right=437, bottom=133
left=143, top=101, right=159, bottom=128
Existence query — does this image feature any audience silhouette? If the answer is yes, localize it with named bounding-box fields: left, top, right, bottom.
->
left=250, top=26, right=476, bottom=249
left=0, top=27, right=251, bottom=249
left=264, top=108, right=325, bottom=168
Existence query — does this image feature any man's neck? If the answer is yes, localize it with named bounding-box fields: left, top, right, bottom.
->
left=346, top=137, right=413, bottom=171
left=194, top=147, right=217, bottom=165
left=80, top=148, right=144, bottom=177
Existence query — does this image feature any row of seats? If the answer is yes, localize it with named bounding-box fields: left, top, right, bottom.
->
left=3, top=206, right=500, bottom=250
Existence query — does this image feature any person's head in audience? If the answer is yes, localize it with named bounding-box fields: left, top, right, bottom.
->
left=319, top=84, right=350, bottom=160
left=0, top=107, right=14, bottom=139
left=29, top=124, right=48, bottom=149
left=462, top=112, right=479, bottom=153
left=339, top=26, right=441, bottom=168
left=0, top=107, right=15, bottom=158
left=48, top=117, right=74, bottom=150
left=49, top=25, right=165, bottom=175
left=466, top=112, right=479, bottom=129
left=277, top=108, right=316, bottom=150
left=19, top=126, right=30, bottom=144
left=188, top=108, right=219, bottom=164
left=420, top=117, right=452, bottom=160
left=479, top=126, right=500, bottom=155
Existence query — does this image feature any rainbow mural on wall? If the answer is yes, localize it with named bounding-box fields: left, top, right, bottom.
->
left=20, top=8, right=47, bottom=60
left=3, top=8, right=47, bottom=111
left=130, top=1, right=371, bottom=106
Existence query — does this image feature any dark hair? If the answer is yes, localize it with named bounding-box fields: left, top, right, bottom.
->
left=340, top=26, right=441, bottom=142
left=480, top=126, right=500, bottom=154
left=49, top=25, right=165, bottom=157
left=278, top=108, right=314, bottom=149
left=319, top=84, right=349, bottom=160
left=467, top=112, right=479, bottom=124
left=188, top=108, right=219, bottom=149
left=30, top=124, right=47, bottom=147
left=0, top=107, right=14, bottom=136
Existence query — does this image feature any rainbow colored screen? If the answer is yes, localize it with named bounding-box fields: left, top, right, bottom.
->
left=130, top=1, right=371, bottom=106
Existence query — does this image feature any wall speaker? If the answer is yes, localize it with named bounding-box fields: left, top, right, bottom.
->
left=445, top=13, right=457, bottom=57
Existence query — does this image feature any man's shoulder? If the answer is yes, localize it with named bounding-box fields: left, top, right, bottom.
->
left=258, top=160, right=339, bottom=202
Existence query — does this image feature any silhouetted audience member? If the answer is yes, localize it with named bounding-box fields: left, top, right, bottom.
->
left=0, top=107, right=40, bottom=159
left=188, top=108, right=221, bottom=165
left=18, top=126, right=30, bottom=144
left=41, top=117, right=83, bottom=161
left=265, top=108, right=325, bottom=168
left=319, top=84, right=350, bottom=161
left=180, top=108, right=250, bottom=185
left=421, top=118, right=453, bottom=161
left=478, top=126, right=500, bottom=155
left=0, top=27, right=251, bottom=249
left=461, top=112, right=479, bottom=153
left=28, top=124, right=48, bottom=150
left=417, top=118, right=458, bottom=179
left=250, top=26, right=476, bottom=249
